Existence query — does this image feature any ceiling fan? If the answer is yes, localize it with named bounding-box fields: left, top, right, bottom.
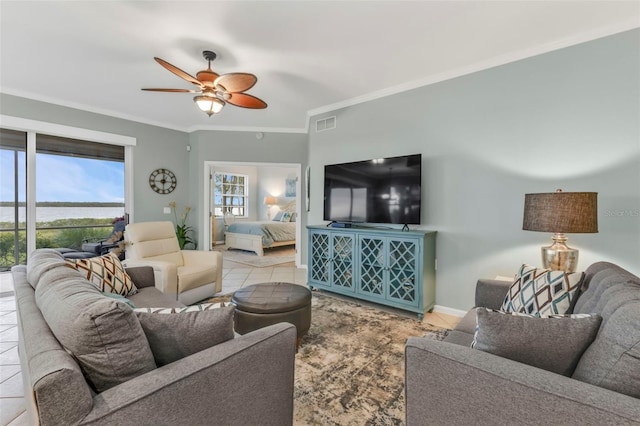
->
left=142, top=50, right=267, bottom=117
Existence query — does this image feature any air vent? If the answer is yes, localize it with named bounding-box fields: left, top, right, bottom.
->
left=316, top=116, right=336, bottom=132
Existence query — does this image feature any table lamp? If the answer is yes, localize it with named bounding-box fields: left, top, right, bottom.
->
left=522, top=189, right=598, bottom=272
left=264, top=196, right=277, bottom=220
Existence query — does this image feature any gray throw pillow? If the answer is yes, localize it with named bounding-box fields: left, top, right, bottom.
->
left=135, top=304, right=235, bottom=366
left=35, top=273, right=156, bottom=392
left=272, top=211, right=284, bottom=221
left=472, top=308, right=601, bottom=376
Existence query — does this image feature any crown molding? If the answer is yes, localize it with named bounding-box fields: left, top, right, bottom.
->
left=0, top=87, right=189, bottom=133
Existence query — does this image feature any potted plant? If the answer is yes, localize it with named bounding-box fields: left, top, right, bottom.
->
left=169, top=202, right=196, bottom=249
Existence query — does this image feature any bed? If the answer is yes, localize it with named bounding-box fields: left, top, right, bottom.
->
left=225, top=220, right=296, bottom=256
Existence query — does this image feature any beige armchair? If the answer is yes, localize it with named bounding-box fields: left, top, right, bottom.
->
left=124, top=221, right=222, bottom=305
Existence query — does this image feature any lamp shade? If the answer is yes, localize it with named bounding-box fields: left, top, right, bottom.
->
left=523, top=191, right=598, bottom=234
left=264, top=196, right=277, bottom=206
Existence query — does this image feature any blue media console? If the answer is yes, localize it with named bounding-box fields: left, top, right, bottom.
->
left=307, top=225, right=436, bottom=319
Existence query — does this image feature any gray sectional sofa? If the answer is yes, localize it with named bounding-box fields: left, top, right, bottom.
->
left=406, top=261, right=640, bottom=425
left=13, top=249, right=297, bottom=425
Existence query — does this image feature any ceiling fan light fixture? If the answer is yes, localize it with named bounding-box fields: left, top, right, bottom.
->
left=194, top=95, right=224, bottom=116
left=144, top=50, right=266, bottom=114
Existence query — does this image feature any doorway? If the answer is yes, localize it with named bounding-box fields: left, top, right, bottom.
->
left=203, top=161, right=302, bottom=267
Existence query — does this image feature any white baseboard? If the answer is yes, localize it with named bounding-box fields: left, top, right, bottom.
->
left=433, top=305, right=467, bottom=318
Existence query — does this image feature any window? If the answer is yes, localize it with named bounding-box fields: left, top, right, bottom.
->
left=213, top=172, right=248, bottom=217
left=34, top=134, right=125, bottom=250
left=0, top=126, right=128, bottom=270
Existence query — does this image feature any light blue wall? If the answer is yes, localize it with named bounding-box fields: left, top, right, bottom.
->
left=308, top=29, right=640, bottom=311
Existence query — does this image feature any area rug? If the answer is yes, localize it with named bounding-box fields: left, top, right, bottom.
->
left=208, top=291, right=449, bottom=424
left=213, top=245, right=295, bottom=268
left=294, top=292, right=448, bottom=425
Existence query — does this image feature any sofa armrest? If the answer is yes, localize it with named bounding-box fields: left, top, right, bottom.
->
left=405, top=338, right=640, bottom=425
left=124, top=266, right=155, bottom=288
left=122, top=259, right=178, bottom=299
left=475, top=278, right=511, bottom=309
left=82, top=323, right=296, bottom=425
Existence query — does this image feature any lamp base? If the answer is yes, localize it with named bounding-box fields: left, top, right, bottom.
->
left=541, top=233, right=578, bottom=272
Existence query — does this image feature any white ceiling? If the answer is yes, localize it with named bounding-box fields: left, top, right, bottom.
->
left=1, top=1, right=638, bottom=133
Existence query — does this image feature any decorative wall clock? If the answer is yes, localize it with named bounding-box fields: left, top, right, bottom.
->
left=149, top=168, right=177, bottom=194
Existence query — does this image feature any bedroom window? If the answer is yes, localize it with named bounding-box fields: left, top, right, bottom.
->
left=213, top=172, right=248, bottom=218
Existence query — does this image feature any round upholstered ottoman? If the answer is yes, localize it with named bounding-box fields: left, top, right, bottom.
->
left=231, top=282, right=312, bottom=349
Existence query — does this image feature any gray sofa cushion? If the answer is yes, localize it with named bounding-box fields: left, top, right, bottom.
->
left=472, top=308, right=601, bottom=376
left=574, top=263, right=640, bottom=315
left=135, top=304, right=235, bottom=366
left=26, top=249, right=68, bottom=289
left=453, top=308, right=477, bottom=335
left=35, top=265, right=156, bottom=392
left=572, top=301, right=640, bottom=398
left=128, top=286, right=186, bottom=308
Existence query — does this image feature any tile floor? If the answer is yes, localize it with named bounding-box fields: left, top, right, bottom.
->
left=0, top=259, right=460, bottom=425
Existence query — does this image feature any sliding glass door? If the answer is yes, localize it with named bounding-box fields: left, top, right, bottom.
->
left=0, top=124, right=131, bottom=271
left=0, top=129, right=27, bottom=269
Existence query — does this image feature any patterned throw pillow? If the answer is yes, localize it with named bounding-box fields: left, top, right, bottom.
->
left=134, top=303, right=235, bottom=366
left=501, top=264, right=584, bottom=316
left=281, top=211, right=292, bottom=222
left=472, top=308, right=602, bottom=376
left=66, top=252, right=137, bottom=296
left=133, top=302, right=227, bottom=313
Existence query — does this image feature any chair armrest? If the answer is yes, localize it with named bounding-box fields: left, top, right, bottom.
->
left=81, top=323, right=296, bottom=425
left=181, top=249, right=222, bottom=267
left=405, top=338, right=640, bottom=425
left=182, top=250, right=223, bottom=290
left=121, top=259, right=178, bottom=299
left=475, top=278, right=511, bottom=309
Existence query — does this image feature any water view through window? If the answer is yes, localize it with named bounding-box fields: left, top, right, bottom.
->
left=0, top=131, right=125, bottom=270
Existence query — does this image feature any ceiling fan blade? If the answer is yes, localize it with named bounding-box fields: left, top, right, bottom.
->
left=154, top=57, right=203, bottom=87
left=214, top=73, right=257, bottom=93
left=227, top=93, right=267, bottom=109
left=141, top=88, right=200, bottom=93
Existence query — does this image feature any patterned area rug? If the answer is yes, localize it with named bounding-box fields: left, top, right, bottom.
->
left=206, top=291, right=449, bottom=424
left=213, top=245, right=295, bottom=268
left=296, top=292, right=448, bottom=425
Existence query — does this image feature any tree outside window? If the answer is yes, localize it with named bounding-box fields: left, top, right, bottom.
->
left=213, top=172, right=248, bottom=217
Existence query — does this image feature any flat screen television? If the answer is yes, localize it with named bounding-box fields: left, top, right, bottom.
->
left=323, top=154, right=422, bottom=225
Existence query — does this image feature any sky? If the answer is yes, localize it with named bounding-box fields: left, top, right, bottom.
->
left=0, top=150, right=124, bottom=203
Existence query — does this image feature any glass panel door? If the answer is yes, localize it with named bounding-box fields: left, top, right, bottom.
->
left=1, top=129, right=126, bottom=269
left=0, top=129, right=27, bottom=270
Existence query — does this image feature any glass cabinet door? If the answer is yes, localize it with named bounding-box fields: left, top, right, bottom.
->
left=310, top=231, right=330, bottom=285
left=331, top=233, right=355, bottom=292
left=358, top=236, right=385, bottom=299
left=386, top=238, right=419, bottom=306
